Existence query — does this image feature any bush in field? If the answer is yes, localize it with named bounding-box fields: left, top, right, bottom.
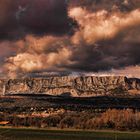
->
left=59, top=116, right=76, bottom=128
left=43, top=115, right=61, bottom=127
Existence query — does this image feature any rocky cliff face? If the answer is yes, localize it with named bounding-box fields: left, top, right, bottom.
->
left=0, top=76, right=140, bottom=97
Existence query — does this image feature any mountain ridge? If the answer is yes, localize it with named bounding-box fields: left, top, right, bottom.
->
left=0, top=76, right=140, bottom=97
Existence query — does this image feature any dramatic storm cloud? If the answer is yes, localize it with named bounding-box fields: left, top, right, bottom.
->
left=0, top=0, right=140, bottom=78
left=0, top=0, right=73, bottom=39
left=67, top=7, right=140, bottom=71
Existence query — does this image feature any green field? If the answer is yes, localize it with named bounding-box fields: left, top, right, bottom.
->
left=0, top=128, right=140, bottom=140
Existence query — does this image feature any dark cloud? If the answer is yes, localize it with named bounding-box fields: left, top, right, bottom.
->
left=0, top=0, right=75, bottom=40
left=67, top=44, right=140, bottom=73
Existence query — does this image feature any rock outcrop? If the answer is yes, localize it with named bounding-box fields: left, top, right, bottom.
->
left=0, top=76, right=140, bottom=97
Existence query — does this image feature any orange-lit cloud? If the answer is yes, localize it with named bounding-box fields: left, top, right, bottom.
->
left=4, top=35, right=72, bottom=78
left=69, top=7, right=140, bottom=44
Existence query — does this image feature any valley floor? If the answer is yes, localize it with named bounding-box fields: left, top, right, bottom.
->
left=0, top=127, right=140, bottom=140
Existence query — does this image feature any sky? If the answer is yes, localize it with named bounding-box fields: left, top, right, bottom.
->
left=0, top=0, right=140, bottom=78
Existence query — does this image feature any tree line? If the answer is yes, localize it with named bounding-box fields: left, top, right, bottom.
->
left=1, top=109, right=140, bottom=131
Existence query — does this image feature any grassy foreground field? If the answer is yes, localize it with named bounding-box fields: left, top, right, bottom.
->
left=0, top=128, right=140, bottom=140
